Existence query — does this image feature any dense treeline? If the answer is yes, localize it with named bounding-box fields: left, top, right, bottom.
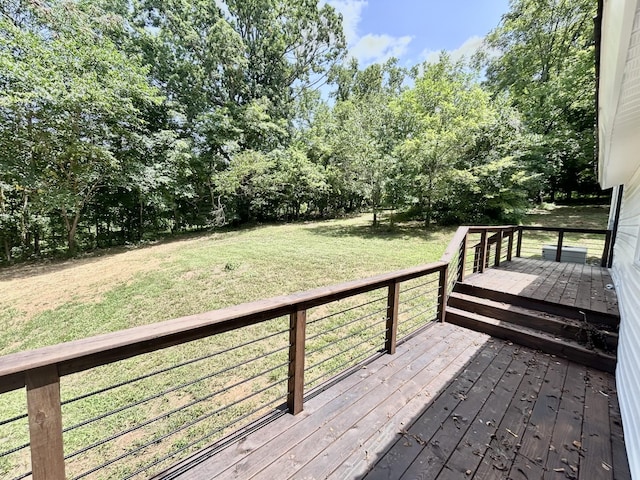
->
left=0, top=0, right=600, bottom=262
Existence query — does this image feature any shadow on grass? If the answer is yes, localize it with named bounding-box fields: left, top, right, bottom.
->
left=524, top=205, right=610, bottom=230
left=303, top=221, right=455, bottom=242
left=0, top=228, right=227, bottom=282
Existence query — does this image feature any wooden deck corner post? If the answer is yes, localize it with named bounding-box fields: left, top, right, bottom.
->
left=437, top=265, right=449, bottom=322
left=516, top=227, right=523, bottom=257
left=602, top=230, right=612, bottom=267
left=458, top=233, right=467, bottom=282
left=555, top=229, right=565, bottom=262
left=478, top=230, right=488, bottom=273
left=287, top=308, right=306, bottom=415
left=385, top=281, right=400, bottom=354
left=506, top=228, right=514, bottom=261
left=494, top=230, right=503, bottom=267
left=26, top=366, right=65, bottom=480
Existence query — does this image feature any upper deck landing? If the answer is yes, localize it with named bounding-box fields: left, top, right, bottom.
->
left=460, top=257, right=619, bottom=317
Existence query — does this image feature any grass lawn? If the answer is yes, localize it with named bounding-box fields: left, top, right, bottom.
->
left=0, top=205, right=610, bottom=478
left=0, top=214, right=456, bottom=355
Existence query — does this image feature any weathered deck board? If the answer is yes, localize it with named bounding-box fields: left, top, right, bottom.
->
left=580, top=368, right=614, bottom=480
left=461, top=258, right=619, bottom=316
left=543, top=362, right=586, bottom=479
left=509, top=357, right=568, bottom=476
left=164, top=322, right=630, bottom=480
left=472, top=350, right=551, bottom=479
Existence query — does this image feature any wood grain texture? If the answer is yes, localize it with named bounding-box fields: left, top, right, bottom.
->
left=26, top=366, right=65, bottom=480
left=385, top=281, right=400, bottom=354
left=287, top=309, right=306, bottom=415
left=162, top=325, right=631, bottom=480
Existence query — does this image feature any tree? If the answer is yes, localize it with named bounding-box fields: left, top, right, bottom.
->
left=480, top=0, right=597, bottom=200
left=391, top=56, right=493, bottom=225
left=0, top=1, right=161, bottom=254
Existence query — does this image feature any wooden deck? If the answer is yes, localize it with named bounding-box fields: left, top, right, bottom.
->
left=161, top=322, right=630, bottom=480
left=462, top=258, right=619, bottom=317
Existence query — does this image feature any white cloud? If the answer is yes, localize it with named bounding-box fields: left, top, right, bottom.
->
left=350, top=34, right=413, bottom=64
left=326, top=0, right=412, bottom=65
left=421, top=35, right=486, bottom=64
left=327, top=0, right=367, bottom=45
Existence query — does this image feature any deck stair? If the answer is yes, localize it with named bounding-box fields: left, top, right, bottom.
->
left=446, top=282, right=620, bottom=373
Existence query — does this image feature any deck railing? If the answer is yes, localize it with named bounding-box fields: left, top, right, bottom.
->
left=468, top=226, right=613, bottom=272
left=0, top=223, right=612, bottom=479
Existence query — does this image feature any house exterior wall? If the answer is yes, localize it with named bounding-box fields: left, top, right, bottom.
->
left=610, top=164, right=640, bottom=478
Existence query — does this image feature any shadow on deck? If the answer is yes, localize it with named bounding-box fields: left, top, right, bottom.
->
left=159, top=322, right=630, bottom=480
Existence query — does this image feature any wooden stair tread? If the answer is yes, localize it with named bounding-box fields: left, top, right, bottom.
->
left=448, top=291, right=618, bottom=352
left=454, top=282, right=620, bottom=331
left=445, top=306, right=616, bottom=373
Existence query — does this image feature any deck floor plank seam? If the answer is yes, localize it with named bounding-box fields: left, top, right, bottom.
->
left=262, top=329, right=476, bottom=480
left=325, top=338, right=491, bottom=480
left=394, top=345, right=515, bottom=480
left=471, top=349, right=552, bottom=480
left=579, top=368, right=614, bottom=480
left=362, top=341, right=507, bottom=480
left=542, top=361, right=587, bottom=479
left=532, top=260, right=570, bottom=301
left=293, top=334, right=492, bottom=480
left=545, top=262, right=576, bottom=304
left=507, top=356, right=569, bottom=477
left=435, top=346, right=536, bottom=479
left=179, top=323, right=457, bottom=480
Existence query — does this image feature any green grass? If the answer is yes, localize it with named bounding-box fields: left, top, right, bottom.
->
left=0, top=206, right=610, bottom=478
left=1, top=215, right=453, bottom=355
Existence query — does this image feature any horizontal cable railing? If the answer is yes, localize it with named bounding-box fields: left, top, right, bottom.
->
left=516, top=226, right=611, bottom=266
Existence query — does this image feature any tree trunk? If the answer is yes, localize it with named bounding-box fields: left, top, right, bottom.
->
left=61, top=207, right=81, bottom=256
left=34, top=230, right=40, bottom=256
left=3, top=237, right=11, bottom=263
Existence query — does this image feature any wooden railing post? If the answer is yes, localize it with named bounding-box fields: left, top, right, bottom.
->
left=516, top=227, right=523, bottom=257
left=555, top=229, right=565, bottom=262
left=437, top=265, right=449, bottom=322
left=458, top=233, right=467, bottom=282
left=385, top=281, right=400, bottom=354
left=494, top=230, right=503, bottom=267
left=602, top=230, right=612, bottom=267
left=478, top=230, right=488, bottom=273
left=287, top=308, right=306, bottom=415
left=506, top=228, right=514, bottom=261
left=26, top=366, right=65, bottom=480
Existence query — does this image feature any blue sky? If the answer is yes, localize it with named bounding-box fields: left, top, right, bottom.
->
left=327, top=0, right=510, bottom=66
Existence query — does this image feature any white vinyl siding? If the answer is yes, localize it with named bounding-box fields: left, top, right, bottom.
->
left=611, top=164, right=640, bottom=478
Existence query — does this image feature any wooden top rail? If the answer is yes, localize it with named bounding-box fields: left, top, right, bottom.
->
left=467, top=226, right=610, bottom=235
left=440, top=226, right=469, bottom=263
left=467, top=226, right=516, bottom=234
left=0, top=260, right=447, bottom=396
left=520, top=226, right=610, bottom=235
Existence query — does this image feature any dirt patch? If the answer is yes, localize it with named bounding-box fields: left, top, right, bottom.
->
left=0, top=236, right=214, bottom=323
